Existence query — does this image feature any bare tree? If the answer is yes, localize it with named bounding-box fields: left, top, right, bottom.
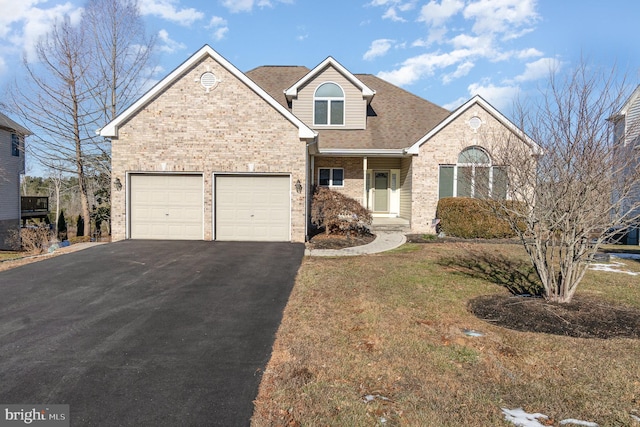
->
left=9, top=15, right=97, bottom=236
left=83, top=0, right=156, bottom=176
left=478, top=62, right=640, bottom=303
left=8, top=0, right=155, bottom=235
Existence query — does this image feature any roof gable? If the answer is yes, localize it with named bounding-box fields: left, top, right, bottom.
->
left=406, top=95, right=542, bottom=155
left=100, top=45, right=316, bottom=140
left=0, top=112, right=31, bottom=136
left=284, top=57, right=375, bottom=103
left=611, top=84, right=640, bottom=120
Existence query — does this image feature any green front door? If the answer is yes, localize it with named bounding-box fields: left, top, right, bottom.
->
left=374, top=171, right=389, bottom=212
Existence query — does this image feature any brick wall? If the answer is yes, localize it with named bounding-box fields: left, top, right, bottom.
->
left=410, top=103, right=520, bottom=233
left=111, top=56, right=307, bottom=242
left=313, top=157, right=364, bottom=204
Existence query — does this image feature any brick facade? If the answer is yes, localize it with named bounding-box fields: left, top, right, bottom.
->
left=110, top=56, right=307, bottom=242
left=313, top=157, right=365, bottom=204
left=410, top=104, right=516, bottom=233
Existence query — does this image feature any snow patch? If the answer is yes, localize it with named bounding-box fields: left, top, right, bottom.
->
left=560, top=419, right=599, bottom=426
left=589, top=260, right=639, bottom=276
left=502, top=408, right=548, bottom=427
left=503, top=408, right=599, bottom=427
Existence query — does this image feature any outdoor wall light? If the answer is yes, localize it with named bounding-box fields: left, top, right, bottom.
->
left=114, top=177, right=123, bottom=191
left=295, top=179, right=302, bottom=193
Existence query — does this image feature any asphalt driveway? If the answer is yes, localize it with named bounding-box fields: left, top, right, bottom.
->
left=0, top=240, right=305, bottom=426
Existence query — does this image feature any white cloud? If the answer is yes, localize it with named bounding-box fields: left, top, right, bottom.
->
left=207, top=16, right=229, bottom=41
left=157, top=29, right=186, bottom=53
left=516, top=48, right=543, bottom=59
left=442, top=96, right=468, bottom=110
left=3, top=3, right=84, bottom=63
left=463, top=0, right=539, bottom=39
left=139, top=0, right=204, bottom=26
left=467, top=80, right=520, bottom=110
left=373, top=0, right=544, bottom=89
left=221, top=0, right=293, bottom=13
left=370, top=0, right=417, bottom=22
left=364, top=39, right=395, bottom=61
left=418, top=0, right=464, bottom=27
left=383, top=7, right=406, bottom=22
left=442, top=61, right=474, bottom=84
left=377, top=49, right=473, bottom=86
left=513, top=57, right=560, bottom=82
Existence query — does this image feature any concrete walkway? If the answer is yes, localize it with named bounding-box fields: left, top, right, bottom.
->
left=306, top=231, right=407, bottom=257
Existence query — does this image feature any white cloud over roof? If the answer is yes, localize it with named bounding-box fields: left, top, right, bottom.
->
left=139, top=0, right=204, bottom=26
left=221, top=0, right=293, bottom=13
left=364, top=39, right=395, bottom=61
left=372, top=0, right=543, bottom=109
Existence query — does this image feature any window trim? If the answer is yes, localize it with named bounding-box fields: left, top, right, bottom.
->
left=313, top=82, right=345, bottom=126
left=438, top=146, right=508, bottom=199
left=318, top=168, right=344, bottom=187
left=11, top=133, right=20, bottom=157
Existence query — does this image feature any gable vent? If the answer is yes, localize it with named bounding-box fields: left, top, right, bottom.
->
left=200, top=72, right=219, bottom=91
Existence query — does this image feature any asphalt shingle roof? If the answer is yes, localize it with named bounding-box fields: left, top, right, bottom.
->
left=0, top=112, right=31, bottom=135
left=246, top=66, right=451, bottom=150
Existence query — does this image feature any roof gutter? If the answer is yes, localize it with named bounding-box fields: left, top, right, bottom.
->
left=317, top=148, right=408, bottom=157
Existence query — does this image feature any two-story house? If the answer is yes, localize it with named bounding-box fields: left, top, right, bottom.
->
left=0, top=112, right=31, bottom=250
left=101, top=45, right=538, bottom=242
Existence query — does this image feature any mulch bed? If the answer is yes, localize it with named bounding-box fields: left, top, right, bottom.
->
left=306, top=233, right=376, bottom=250
left=469, top=294, right=640, bottom=339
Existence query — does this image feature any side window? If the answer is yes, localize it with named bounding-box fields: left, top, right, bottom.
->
left=438, top=146, right=507, bottom=200
left=314, top=83, right=344, bottom=126
left=11, top=134, right=20, bottom=157
left=318, top=168, right=344, bottom=187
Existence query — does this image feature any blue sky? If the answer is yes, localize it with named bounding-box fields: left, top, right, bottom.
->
left=1, top=0, right=639, bottom=116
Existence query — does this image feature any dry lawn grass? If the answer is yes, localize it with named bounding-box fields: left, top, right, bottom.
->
left=252, top=242, right=640, bottom=426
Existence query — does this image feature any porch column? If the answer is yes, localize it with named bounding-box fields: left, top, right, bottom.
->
left=363, top=157, right=368, bottom=208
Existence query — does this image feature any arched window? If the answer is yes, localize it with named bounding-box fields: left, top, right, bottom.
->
left=314, top=82, right=344, bottom=125
left=439, top=146, right=507, bottom=199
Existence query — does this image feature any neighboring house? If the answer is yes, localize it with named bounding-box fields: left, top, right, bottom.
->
left=0, top=112, right=31, bottom=250
left=609, top=85, right=640, bottom=244
left=101, top=45, right=538, bottom=243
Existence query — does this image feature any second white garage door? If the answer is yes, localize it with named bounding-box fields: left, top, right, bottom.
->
left=130, top=174, right=203, bottom=240
left=215, top=175, right=290, bottom=241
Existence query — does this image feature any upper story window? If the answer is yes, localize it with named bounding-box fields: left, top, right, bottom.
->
left=439, top=146, right=507, bottom=200
left=11, top=133, right=20, bottom=157
left=314, top=82, right=344, bottom=126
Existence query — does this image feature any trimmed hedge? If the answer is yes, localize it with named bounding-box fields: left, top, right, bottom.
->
left=311, top=187, right=372, bottom=235
left=436, top=197, right=522, bottom=239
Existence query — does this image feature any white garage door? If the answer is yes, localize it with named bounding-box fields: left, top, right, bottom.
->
left=215, top=175, right=290, bottom=241
left=130, top=174, right=203, bottom=240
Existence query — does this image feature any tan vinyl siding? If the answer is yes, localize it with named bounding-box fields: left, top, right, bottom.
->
left=292, top=66, right=367, bottom=130
left=367, top=158, right=402, bottom=170
left=400, top=157, right=412, bottom=221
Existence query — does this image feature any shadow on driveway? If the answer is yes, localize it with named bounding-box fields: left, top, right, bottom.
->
left=0, top=240, right=305, bottom=426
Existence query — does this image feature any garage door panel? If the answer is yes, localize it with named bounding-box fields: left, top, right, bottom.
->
left=130, top=174, right=203, bottom=240
left=215, top=176, right=290, bottom=241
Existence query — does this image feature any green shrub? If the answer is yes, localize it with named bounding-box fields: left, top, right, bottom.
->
left=311, top=187, right=372, bottom=236
left=436, top=197, right=522, bottom=239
